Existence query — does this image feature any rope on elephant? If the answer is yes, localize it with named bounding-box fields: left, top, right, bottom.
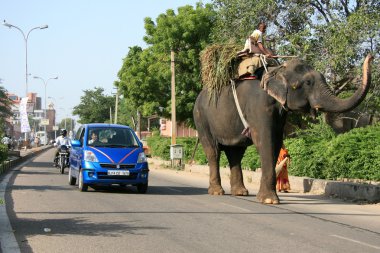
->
left=260, top=54, right=269, bottom=73
left=231, top=79, right=251, bottom=138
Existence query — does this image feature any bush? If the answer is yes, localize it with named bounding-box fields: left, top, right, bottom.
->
left=287, top=122, right=380, bottom=181
left=286, top=121, right=336, bottom=179
left=147, top=134, right=260, bottom=169
left=323, top=124, right=380, bottom=181
left=147, top=122, right=380, bottom=181
left=147, top=135, right=208, bottom=163
left=0, top=143, right=8, bottom=163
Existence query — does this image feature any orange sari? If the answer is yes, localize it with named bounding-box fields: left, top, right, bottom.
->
left=276, top=148, right=291, bottom=192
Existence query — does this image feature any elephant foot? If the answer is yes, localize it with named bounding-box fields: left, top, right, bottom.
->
left=208, top=185, right=225, bottom=195
left=231, top=186, right=249, bottom=196
left=256, top=190, right=280, bottom=204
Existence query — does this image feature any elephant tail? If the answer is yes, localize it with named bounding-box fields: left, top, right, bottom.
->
left=189, top=138, right=200, bottom=165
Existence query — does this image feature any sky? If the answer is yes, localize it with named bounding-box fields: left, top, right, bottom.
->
left=0, top=0, right=210, bottom=123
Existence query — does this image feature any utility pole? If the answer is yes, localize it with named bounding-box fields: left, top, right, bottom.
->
left=110, top=107, right=112, bottom=123
left=171, top=50, right=176, bottom=145
left=114, top=87, right=119, bottom=124
left=137, top=110, right=141, bottom=139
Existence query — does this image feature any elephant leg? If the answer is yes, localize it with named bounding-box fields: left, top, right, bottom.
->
left=224, top=146, right=248, bottom=196
left=255, top=132, right=281, bottom=204
left=199, top=137, right=224, bottom=195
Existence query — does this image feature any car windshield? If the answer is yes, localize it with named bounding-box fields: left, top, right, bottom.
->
left=87, top=127, right=139, bottom=148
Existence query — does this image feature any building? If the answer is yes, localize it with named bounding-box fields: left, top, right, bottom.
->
left=6, top=92, right=56, bottom=141
left=159, top=119, right=198, bottom=138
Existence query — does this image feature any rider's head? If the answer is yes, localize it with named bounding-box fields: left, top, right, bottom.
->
left=61, top=129, right=67, bottom=137
left=257, top=21, right=267, bottom=33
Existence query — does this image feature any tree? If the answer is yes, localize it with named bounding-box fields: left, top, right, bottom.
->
left=72, top=87, right=115, bottom=124
left=58, top=118, right=75, bottom=133
left=0, top=86, right=13, bottom=136
left=0, top=86, right=12, bottom=120
left=117, top=3, right=216, bottom=125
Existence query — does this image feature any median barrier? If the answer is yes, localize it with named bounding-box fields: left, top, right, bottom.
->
left=0, top=145, right=52, bottom=177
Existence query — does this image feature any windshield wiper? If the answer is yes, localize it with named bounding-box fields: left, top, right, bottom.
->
left=106, top=144, right=139, bottom=148
left=91, top=144, right=108, bottom=147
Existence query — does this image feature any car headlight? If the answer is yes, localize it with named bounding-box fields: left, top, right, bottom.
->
left=137, top=152, right=147, bottom=163
left=84, top=150, right=98, bottom=162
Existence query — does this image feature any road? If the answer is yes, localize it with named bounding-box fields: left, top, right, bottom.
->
left=2, top=149, right=380, bottom=253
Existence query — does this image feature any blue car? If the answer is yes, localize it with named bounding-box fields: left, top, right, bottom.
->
left=69, top=123, right=149, bottom=193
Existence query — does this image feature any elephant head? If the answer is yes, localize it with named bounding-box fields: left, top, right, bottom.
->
left=261, top=54, right=373, bottom=113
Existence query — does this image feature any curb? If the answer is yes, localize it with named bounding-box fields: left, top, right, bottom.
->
left=0, top=146, right=52, bottom=177
left=0, top=145, right=52, bottom=253
left=148, top=157, right=380, bottom=203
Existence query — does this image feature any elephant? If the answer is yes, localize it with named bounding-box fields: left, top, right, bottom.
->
left=193, top=54, right=373, bottom=204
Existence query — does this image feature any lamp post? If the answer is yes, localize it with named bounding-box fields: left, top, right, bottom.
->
left=3, top=21, right=48, bottom=142
left=33, top=76, right=58, bottom=113
left=58, top=107, right=72, bottom=131
left=33, top=76, right=58, bottom=143
left=3, top=21, right=48, bottom=96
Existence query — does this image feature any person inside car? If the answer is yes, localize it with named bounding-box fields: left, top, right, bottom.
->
left=88, top=131, right=102, bottom=145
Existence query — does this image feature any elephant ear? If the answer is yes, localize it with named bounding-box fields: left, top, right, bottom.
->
left=260, top=65, right=288, bottom=106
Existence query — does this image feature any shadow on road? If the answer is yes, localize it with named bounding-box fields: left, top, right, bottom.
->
left=25, top=161, right=54, bottom=169
left=12, top=215, right=166, bottom=252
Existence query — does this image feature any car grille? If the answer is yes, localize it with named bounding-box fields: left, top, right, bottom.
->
left=99, top=163, right=135, bottom=169
left=97, top=172, right=138, bottom=180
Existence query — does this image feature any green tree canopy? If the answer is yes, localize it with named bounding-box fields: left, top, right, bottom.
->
left=117, top=3, right=216, bottom=125
left=58, top=118, right=76, bottom=133
left=0, top=85, right=13, bottom=136
left=0, top=86, right=12, bottom=119
left=72, top=87, right=115, bottom=124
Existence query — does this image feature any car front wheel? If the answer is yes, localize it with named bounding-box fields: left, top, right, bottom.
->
left=137, top=183, right=148, bottom=194
left=78, top=170, right=88, bottom=192
left=68, top=168, right=76, bottom=186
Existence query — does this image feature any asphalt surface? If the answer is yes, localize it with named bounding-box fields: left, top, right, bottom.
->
left=1, top=148, right=380, bottom=253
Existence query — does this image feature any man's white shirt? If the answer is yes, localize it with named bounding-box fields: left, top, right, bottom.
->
left=54, top=136, right=71, bottom=147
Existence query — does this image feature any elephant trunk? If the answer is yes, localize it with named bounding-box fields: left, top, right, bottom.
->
left=314, top=54, right=373, bottom=113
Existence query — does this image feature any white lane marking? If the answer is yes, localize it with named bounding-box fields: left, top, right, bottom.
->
left=166, top=187, right=183, bottom=193
left=221, top=202, right=251, bottom=212
left=330, top=234, right=380, bottom=250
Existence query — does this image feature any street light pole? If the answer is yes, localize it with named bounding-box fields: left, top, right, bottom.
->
left=33, top=76, right=58, bottom=114
left=114, top=87, right=119, bottom=124
left=33, top=76, right=58, bottom=144
left=3, top=21, right=48, bottom=143
left=3, top=21, right=48, bottom=96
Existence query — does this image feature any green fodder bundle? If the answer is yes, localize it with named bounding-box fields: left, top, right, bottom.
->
left=200, top=43, right=241, bottom=99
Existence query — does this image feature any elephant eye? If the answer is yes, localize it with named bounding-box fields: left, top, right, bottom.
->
left=305, top=80, right=312, bottom=86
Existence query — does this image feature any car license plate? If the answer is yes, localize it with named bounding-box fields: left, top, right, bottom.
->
left=107, top=170, right=130, bottom=176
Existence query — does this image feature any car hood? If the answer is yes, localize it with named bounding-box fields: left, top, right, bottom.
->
left=87, top=146, right=141, bottom=164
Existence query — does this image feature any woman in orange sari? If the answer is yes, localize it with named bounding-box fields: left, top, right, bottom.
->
left=276, top=145, right=291, bottom=192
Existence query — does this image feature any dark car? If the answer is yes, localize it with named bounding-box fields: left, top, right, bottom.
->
left=68, top=123, right=149, bottom=193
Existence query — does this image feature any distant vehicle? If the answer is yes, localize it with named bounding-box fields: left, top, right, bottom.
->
left=68, top=123, right=149, bottom=193
left=36, top=131, right=48, bottom=145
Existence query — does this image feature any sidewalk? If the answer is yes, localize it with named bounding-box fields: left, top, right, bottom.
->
left=0, top=145, right=52, bottom=177
left=148, top=157, right=380, bottom=203
left=0, top=145, right=52, bottom=253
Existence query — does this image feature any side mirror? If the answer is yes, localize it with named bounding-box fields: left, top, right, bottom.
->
left=71, top=140, right=81, bottom=147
